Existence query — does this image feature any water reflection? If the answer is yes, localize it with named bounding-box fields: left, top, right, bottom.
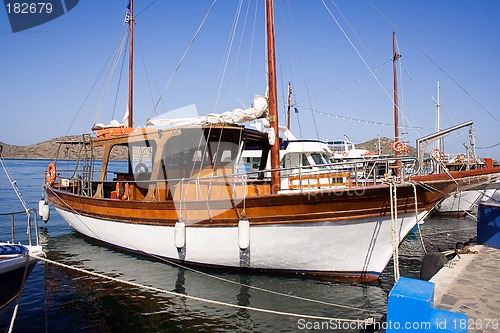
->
left=39, top=232, right=387, bottom=332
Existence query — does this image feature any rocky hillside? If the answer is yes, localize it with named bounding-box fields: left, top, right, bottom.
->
left=0, top=137, right=78, bottom=159
left=0, top=136, right=127, bottom=160
left=1, top=135, right=415, bottom=159
left=356, top=137, right=417, bottom=156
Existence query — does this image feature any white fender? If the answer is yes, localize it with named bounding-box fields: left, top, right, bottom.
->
left=41, top=201, right=50, bottom=223
left=38, top=197, right=46, bottom=217
left=174, top=220, right=186, bottom=249
left=238, top=218, right=250, bottom=250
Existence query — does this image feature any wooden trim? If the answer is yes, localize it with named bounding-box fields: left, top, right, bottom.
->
left=288, top=171, right=351, bottom=189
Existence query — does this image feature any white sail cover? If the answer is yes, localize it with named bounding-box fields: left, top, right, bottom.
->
left=146, top=95, right=268, bottom=127
left=93, top=105, right=130, bottom=129
left=93, top=119, right=124, bottom=129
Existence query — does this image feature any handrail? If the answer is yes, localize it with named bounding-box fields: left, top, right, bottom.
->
left=0, top=208, right=39, bottom=246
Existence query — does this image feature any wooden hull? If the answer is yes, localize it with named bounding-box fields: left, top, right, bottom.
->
left=46, top=166, right=500, bottom=281
left=54, top=206, right=425, bottom=282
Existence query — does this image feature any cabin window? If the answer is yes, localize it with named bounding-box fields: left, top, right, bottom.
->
left=131, top=145, right=154, bottom=174
left=162, top=129, right=240, bottom=179
left=193, top=150, right=201, bottom=162
left=311, top=153, right=330, bottom=170
left=106, top=144, right=130, bottom=178
left=220, top=149, right=232, bottom=163
left=301, top=154, right=310, bottom=167
left=238, top=156, right=261, bottom=174
left=209, top=141, right=239, bottom=168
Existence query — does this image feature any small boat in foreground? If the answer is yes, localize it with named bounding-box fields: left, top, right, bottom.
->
left=0, top=146, right=45, bottom=319
left=0, top=241, right=43, bottom=314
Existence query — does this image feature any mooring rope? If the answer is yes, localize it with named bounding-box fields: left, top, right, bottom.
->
left=45, top=187, right=383, bottom=316
left=388, top=180, right=400, bottom=281
left=32, top=255, right=374, bottom=325
left=7, top=255, right=31, bottom=333
left=410, top=182, right=427, bottom=254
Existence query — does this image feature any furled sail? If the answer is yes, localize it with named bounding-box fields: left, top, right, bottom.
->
left=146, top=95, right=268, bottom=127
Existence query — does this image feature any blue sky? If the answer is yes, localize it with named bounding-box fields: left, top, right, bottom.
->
left=1, top=0, right=499, bottom=159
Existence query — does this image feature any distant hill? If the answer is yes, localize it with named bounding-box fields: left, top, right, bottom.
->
left=1, top=135, right=415, bottom=159
left=0, top=136, right=127, bottom=160
left=0, top=136, right=80, bottom=159
left=356, top=137, right=417, bottom=156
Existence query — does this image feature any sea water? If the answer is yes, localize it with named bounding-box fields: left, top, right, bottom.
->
left=0, top=159, right=477, bottom=332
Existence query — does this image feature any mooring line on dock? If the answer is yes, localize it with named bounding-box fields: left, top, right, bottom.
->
left=410, top=182, right=427, bottom=254
left=32, top=255, right=375, bottom=324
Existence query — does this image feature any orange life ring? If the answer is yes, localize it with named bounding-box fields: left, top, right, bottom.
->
left=342, top=151, right=349, bottom=157
left=431, top=148, right=445, bottom=160
left=116, top=181, right=129, bottom=200
left=393, top=141, right=406, bottom=153
left=46, top=163, right=56, bottom=185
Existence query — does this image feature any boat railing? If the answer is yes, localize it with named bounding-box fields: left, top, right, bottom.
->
left=170, top=155, right=422, bottom=200
left=49, top=155, right=420, bottom=200
left=277, top=155, right=420, bottom=190
left=0, top=208, right=40, bottom=247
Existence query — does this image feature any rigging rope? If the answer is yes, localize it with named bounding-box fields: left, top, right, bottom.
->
left=0, top=153, right=30, bottom=214
left=477, top=142, right=500, bottom=149
left=293, top=106, right=425, bottom=130
left=280, top=1, right=301, bottom=137
left=281, top=1, right=320, bottom=139
left=410, top=182, right=426, bottom=254
left=325, top=0, right=425, bottom=139
left=321, top=1, right=397, bottom=127
left=111, top=34, right=129, bottom=120
left=227, top=0, right=253, bottom=103
left=149, top=0, right=218, bottom=120
left=92, top=29, right=129, bottom=127
left=213, top=0, right=244, bottom=114
left=387, top=179, right=400, bottom=281
left=65, top=27, right=128, bottom=135
left=135, top=26, right=161, bottom=111
left=135, top=0, right=159, bottom=18
left=294, top=59, right=392, bottom=106
left=366, top=0, right=500, bottom=126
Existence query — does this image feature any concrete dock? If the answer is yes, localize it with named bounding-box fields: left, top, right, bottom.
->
left=430, top=245, right=500, bottom=333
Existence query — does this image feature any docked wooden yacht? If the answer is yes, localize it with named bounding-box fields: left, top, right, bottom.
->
left=43, top=0, right=500, bottom=282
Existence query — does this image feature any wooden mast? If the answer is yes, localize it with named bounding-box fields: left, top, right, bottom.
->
left=286, top=82, right=292, bottom=130
left=392, top=31, right=401, bottom=176
left=127, top=0, right=134, bottom=128
left=392, top=31, right=400, bottom=149
left=266, top=0, right=281, bottom=193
